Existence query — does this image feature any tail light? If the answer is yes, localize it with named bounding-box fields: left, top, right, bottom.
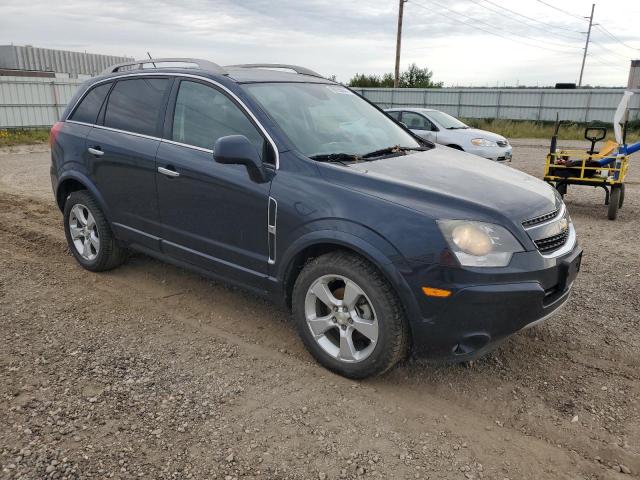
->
left=49, top=121, right=63, bottom=148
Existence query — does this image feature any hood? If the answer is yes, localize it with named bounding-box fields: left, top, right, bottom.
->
left=335, top=145, right=558, bottom=225
left=440, top=127, right=507, bottom=143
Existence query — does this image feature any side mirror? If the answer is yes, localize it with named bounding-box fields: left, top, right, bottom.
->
left=213, top=135, right=267, bottom=183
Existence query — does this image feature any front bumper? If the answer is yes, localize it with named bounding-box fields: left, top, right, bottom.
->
left=407, top=244, right=582, bottom=360
left=467, top=145, right=513, bottom=162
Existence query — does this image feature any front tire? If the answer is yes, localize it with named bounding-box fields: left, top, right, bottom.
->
left=292, top=251, right=409, bottom=379
left=63, top=190, right=127, bottom=271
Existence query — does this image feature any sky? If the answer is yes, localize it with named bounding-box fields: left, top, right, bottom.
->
left=1, top=0, right=639, bottom=87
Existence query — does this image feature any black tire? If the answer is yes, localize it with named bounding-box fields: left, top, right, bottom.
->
left=556, top=182, right=567, bottom=197
left=63, top=190, right=127, bottom=271
left=618, top=183, right=625, bottom=209
left=292, top=251, right=409, bottom=379
left=608, top=187, right=620, bottom=220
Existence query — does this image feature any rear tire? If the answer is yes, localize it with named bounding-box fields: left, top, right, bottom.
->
left=63, top=190, right=127, bottom=271
left=618, top=183, right=625, bottom=209
left=292, top=251, right=409, bottom=379
left=608, top=187, right=621, bottom=220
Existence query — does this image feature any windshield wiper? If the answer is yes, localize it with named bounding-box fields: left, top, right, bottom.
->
left=361, top=145, right=426, bottom=159
left=309, top=152, right=359, bottom=163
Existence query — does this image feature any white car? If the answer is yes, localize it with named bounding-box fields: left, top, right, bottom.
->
left=385, top=107, right=512, bottom=162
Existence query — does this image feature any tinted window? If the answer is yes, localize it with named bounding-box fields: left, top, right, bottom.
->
left=402, top=112, right=433, bottom=130
left=172, top=80, right=265, bottom=155
left=104, top=78, right=169, bottom=136
left=69, top=83, right=111, bottom=124
left=387, top=111, right=401, bottom=121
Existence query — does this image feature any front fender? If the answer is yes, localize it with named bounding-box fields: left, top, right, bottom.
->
left=276, top=224, right=422, bottom=325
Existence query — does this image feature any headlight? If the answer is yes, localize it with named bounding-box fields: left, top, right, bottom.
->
left=470, top=138, right=498, bottom=147
left=437, top=220, right=524, bottom=267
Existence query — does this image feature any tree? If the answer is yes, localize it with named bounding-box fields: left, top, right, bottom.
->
left=399, top=63, right=443, bottom=88
left=348, top=64, right=441, bottom=88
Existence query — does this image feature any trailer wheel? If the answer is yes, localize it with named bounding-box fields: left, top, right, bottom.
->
left=608, top=187, right=621, bottom=220
left=618, top=183, right=625, bottom=209
left=556, top=182, right=567, bottom=197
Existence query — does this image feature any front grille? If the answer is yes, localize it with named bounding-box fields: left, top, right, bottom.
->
left=535, top=229, right=569, bottom=253
left=522, top=208, right=560, bottom=228
left=496, top=140, right=508, bottom=147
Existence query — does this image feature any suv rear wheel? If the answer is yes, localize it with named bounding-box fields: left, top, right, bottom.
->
left=292, top=251, right=409, bottom=378
left=63, top=190, right=127, bottom=271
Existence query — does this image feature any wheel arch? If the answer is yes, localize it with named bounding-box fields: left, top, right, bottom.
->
left=56, top=172, right=113, bottom=223
left=278, top=230, right=421, bottom=325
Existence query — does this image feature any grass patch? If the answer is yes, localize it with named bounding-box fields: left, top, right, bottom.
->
left=463, top=118, right=640, bottom=143
left=0, top=128, right=50, bottom=147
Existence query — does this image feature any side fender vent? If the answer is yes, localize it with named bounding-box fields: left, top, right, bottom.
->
left=268, top=197, right=277, bottom=264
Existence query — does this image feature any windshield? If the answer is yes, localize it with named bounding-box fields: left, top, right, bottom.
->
left=425, top=110, right=468, bottom=129
left=243, top=83, right=421, bottom=158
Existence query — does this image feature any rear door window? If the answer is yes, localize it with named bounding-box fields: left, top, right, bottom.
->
left=104, top=78, right=169, bottom=136
left=171, top=80, right=266, bottom=156
left=69, top=83, right=111, bottom=124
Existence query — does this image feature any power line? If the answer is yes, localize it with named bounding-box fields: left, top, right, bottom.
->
left=534, top=0, right=585, bottom=21
left=411, top=0, right=581, bottom=54
left=594, top=25, right=640, bottom=52
left=468, top=0, right=583, bottom=38
left=591, top=41, right=632, bottom=60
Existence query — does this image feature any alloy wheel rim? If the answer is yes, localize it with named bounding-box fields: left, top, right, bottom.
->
left=69, top=204, right=100, bottom=261
left=304, top=274, right=378, bottom=363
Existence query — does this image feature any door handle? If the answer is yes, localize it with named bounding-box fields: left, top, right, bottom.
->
left=87, top=147, right=104, bottom=157
left=158, top=166, right=180, bottom=178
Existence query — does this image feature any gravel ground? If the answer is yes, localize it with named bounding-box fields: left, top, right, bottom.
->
left=0, top=139, right=638, bottom=480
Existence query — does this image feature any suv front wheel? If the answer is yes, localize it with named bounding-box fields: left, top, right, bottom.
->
left=292, top=251, right=409, bottom=378
left=63, top=190, right=127, bottom=271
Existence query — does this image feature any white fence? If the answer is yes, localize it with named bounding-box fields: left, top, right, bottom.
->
left=355, top=88, right=640, bottom=123
left=1, top=76, right=639, bottom=128
left=0, top=76, right=83, bottom=128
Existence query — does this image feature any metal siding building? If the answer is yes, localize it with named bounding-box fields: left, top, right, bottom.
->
left=0, top=45, right=133, bottom=77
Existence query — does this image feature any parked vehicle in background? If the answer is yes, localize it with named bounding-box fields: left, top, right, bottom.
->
left=385, top=107, right=513, bottom=162
left=50, top=59, right=581, bottom=379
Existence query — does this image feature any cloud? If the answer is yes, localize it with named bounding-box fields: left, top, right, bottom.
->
left=0, top=0, right=637, bottom=86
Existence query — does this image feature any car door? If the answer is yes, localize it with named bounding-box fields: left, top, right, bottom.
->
left=401, top=111, right=438, bottom=142
left=155, top=78, right=274, bottom=286
left=86, top=76, right=172, bottom=251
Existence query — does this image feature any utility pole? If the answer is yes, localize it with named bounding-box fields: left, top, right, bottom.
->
left=394, top=0, right=407, bottom=88
left=578, top=3, right=595, bottom=87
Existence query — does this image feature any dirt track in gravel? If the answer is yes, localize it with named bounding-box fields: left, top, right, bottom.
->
left=0, top=140, right=639, bottom=480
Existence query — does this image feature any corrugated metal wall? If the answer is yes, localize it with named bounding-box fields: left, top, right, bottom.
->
left=0, top=45, right=133, bottom=77
left=1, top=79, right=639, bottom=129
left=0, top=77, right=84, bottom=128
left=355, top=88, right=640, bottom=123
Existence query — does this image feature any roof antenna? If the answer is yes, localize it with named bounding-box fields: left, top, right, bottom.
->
left=146, top=52, right=156, bottom=68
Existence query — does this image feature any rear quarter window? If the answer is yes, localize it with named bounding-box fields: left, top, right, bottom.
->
left=69, top=83, right=111, bottom=124
left=104, top=78, right=169, bottom=136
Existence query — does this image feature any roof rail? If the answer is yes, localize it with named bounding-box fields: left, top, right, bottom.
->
left=226, top=63, right=324, bottom=79
left=102, top=58, right=227, bottom=75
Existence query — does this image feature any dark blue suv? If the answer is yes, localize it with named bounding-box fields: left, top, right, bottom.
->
left=50, top=58, right=582, bottom=378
